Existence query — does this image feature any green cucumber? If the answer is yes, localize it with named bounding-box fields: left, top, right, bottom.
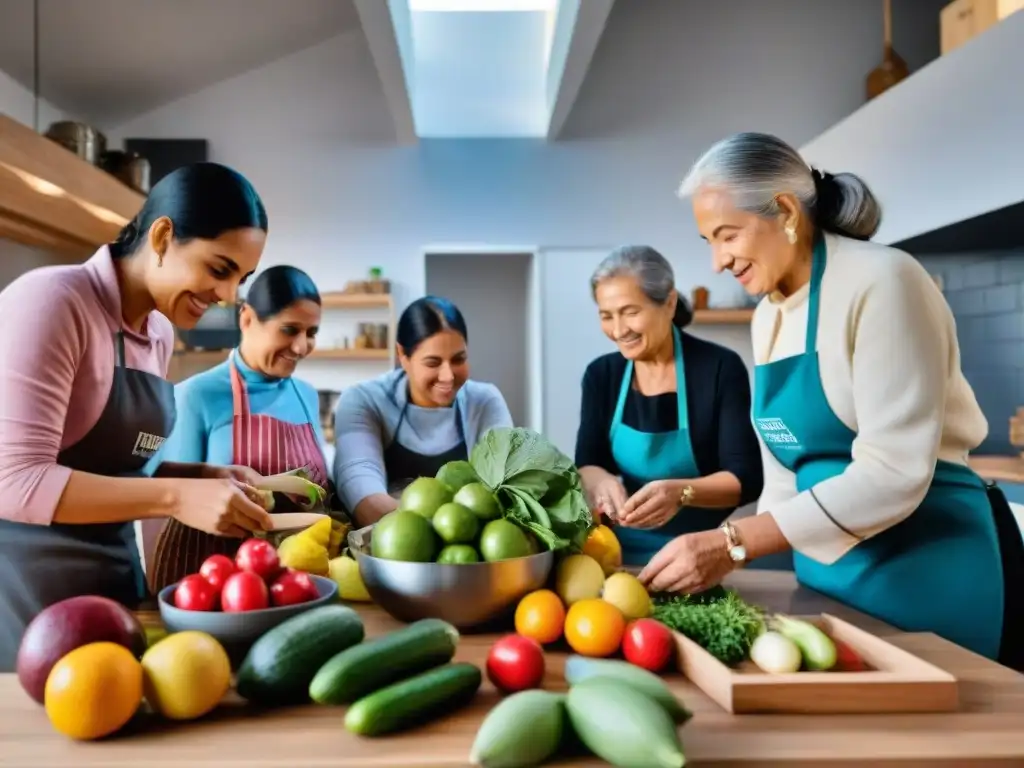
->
left=309, top=617, right=459, bottom=704
left=563, top=655, right=692, bottom=723
left=470, top=689, right=566, bottom=768
left=344, top=662, right=482, bottom=736
left=773, top=615, right=837, bottom=671
left=567, top=677, right=686, bottom=768
left=236, top=605, right=365, bottom=705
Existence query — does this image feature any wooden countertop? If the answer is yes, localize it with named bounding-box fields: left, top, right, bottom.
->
left=969, top=455, right=1024, bottom=484
left=3, top=571, right=1024, bottom=767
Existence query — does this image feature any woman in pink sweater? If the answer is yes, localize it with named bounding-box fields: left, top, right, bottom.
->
left=0, top=162, right=274, bottom=671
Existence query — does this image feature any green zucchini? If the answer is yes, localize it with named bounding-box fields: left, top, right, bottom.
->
left=236, top=605, right=365, bottom=705
left=309, top=617, right=459, bottom=704
left=566, top=677, right=686, bottom=768
left=564, top=655, right=692, bottom=723
left=344, top=662, right=482, bottom=736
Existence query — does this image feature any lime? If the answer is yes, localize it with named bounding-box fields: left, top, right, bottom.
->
left=435, top=461, right=480, bottom=493
left=436, top=544, right=481, bottom=564
left=478, top=519, right=533, bottom=562
left=399, top=477, right=454, bottom=520
left=432, top=502, right=480, bottom=545
left=453, top=482, right=501, bottom=521
left=371, top=510, right=437, bottom=562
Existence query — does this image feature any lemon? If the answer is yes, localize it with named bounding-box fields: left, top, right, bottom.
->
left=300, top=518, right=333, bottom=548
left=582, top=525, right=623, bottom=576
left=601, top=572, right=651, bottom=621
left=141, top=631, right=231, bottom=721
left=278, top=533, right=330, bottom=575
left=328, top=555, right=372, bottom=602
left=555, top=554, right=606, bottom=606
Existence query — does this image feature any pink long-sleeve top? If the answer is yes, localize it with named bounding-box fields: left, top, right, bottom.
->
left=0, top=246, right=174, bottom=524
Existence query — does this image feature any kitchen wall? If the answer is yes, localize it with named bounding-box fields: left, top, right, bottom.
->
left=917, top=250, right=1024, bottom=455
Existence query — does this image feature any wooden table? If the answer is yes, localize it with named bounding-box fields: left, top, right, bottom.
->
left=3, top=571, right=1024, bottom=767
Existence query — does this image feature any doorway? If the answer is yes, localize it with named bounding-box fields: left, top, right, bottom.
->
left=423, top=248, right=541, bottom=431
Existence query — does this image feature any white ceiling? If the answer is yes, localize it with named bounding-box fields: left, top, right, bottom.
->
left=0, top=0, right=361, bottom=127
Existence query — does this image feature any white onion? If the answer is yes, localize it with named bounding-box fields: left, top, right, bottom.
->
left=749, top=630, right=802, bottom=674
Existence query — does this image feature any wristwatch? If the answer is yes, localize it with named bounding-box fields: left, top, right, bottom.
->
left=678, top=484, right=695, bottom=507
left=720, top=521, right=747, bottom=567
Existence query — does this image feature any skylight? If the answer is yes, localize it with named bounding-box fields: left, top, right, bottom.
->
left=408, top=0, right=555, bottom=11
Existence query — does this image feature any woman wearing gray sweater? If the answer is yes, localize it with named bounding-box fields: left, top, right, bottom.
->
left=333, top=296, right=513, bottom=526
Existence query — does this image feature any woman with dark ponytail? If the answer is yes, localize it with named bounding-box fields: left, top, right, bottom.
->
left=575, top=245, right=763, bottom=567
left=0, top=162, right=273, bottom=670
left=641, top=131, right=1024, bottom=671
left=147, top=265, right=335, bottom=591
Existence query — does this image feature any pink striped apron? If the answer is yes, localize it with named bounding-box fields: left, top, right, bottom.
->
left=148, top=357, right=329, bottom=593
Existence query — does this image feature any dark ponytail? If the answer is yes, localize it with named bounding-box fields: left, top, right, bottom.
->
left=244, top=265, right=320, bottom=321
left=110, top=162, right=268, bottom=259
left=397, top=296, right=468, bottom=355
left=811, top=169, right=882, bottom=242
left=672, top=294, right=693, bottom=329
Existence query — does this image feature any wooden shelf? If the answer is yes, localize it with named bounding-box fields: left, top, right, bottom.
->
left=692, top=308, right=754, bottom=324
left=0, top=115, right=144, bottom=256
left=320, top=292, right=393, bottom=309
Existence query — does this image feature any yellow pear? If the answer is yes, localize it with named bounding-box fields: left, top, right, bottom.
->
left=582, top=525, right=623, bottom=576
left=329, top=555, right=372, bottom=602
left=601, top=572, right=651, bottom=621
left=555, top=554, right=606, bottom=606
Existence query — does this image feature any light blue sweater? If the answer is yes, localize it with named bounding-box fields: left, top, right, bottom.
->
left=333, top=368, right=513, bottom=511
left=148, top=350, right=325, bottom=472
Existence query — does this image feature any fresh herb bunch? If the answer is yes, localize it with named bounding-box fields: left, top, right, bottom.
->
left=651, top=589, right=765, bottom=666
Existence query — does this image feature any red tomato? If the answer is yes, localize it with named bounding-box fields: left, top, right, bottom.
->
left=270, top=569, right=318, bottom=607
left=621, top=618, right=674, bottom=673
left=199, top=554, right=236, bottom=591
left=220, top=571, right=270, bottom=612
left=235, top=539, right=280, bottom=581
left=173, top=574, right=218, bottom=612
left=486, top=634, right=545, bottom=694
left=833, top=638, right=867, bottom=672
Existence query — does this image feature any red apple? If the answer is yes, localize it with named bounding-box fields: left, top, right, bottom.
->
left=486, top=634, right=545, bottom=694
left=235, top=538, right=280, bottom=581
left=199, top=554, right=236, bottom=591
left=174, top=574, right=218, bottom=612
left=220, top=570, right=270, bottom=612
left=270, top=569, right=318, bottom=607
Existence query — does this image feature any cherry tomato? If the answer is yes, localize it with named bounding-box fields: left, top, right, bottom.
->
left=199, top=554, right=236, bottom=591
left=234, top=539, right=280, bottom=582
left=486, top=634, right=545, bottom=694
left=621, top=618, right=675, bottom=673
left=270, top=569, right=318, bottom=607
left=833, top=638, right=867, bottom=672
left=173, top=574, right=218, bottom=612
left=220, top=571, right=270, bottom=612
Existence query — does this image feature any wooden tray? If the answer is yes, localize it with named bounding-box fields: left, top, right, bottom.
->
left=673, top=613, right=959, bottom=714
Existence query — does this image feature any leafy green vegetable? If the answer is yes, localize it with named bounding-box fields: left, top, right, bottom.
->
left=469, top=427, right=594, bottom=552
left=651, top=589, right=765, bottom=666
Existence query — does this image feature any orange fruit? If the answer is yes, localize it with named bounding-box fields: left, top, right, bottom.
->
left=515, top=589, right=566, bottom=644
left=45, top=642, right=143, bottom=740
left=564, top=598, right=626, bottom=657
left=582, top=525, right=623, bottom=576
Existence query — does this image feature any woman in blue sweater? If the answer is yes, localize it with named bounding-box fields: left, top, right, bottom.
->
left=148, top=265, right=329, bottom=591
left=334, top=297, right=513, bottom=528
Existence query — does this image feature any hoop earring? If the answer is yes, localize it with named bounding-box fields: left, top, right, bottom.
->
left=785, top=225, right=797, bottom=245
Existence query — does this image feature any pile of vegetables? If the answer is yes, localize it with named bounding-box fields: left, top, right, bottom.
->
left=466, top=427, right=594, bottom=552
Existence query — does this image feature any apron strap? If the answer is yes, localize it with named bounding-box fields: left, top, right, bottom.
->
left=229, top=352, right=251, bottom=418
left=113, top=332, right=127, bottom=368
left=610, top=359, right=633, bottom=441
left=804, top=236, right=828, bottom=353
left=672, top=325, right=689, bottom=432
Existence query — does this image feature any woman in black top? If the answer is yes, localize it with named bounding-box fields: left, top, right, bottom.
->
left=575, top=245, right=763, bottom=566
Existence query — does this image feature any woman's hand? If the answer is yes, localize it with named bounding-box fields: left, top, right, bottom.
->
left=637, top=529, right=735, bottom=594
left=171, top=478, right=274, bottom=538
left=200, top=463, right=264, bottom=487
left=618, top=480, right=684, bottom=529
left=590, top=475, right=628, bottom=522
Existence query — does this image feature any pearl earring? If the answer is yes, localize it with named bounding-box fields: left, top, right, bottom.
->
left=785, top=225, right=797, bottom=245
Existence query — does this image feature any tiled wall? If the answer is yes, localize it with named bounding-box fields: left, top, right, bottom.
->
left=917, top=249, right=1024, bottom=455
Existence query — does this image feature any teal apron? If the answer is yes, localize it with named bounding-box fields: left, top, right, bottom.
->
left=752, top=237, right=1007, bottom=660
left=609, top=326, right=733, bottom=566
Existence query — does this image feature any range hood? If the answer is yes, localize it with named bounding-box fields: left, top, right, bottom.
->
left=0, top=114, right=144, bottom=259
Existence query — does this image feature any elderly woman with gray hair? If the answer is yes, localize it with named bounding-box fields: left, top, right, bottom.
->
left=575, top=245, right=763, bottom=567
left=637, top=131, right=1024, bottom=670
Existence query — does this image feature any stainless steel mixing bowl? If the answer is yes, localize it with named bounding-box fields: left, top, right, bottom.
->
left=348, top=525, right=554, bottom=630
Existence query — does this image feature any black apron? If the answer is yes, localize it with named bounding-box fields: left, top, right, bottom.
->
left=382, top=381, right=467, bottom=497
left=0, top=332, right=176, bottom=671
